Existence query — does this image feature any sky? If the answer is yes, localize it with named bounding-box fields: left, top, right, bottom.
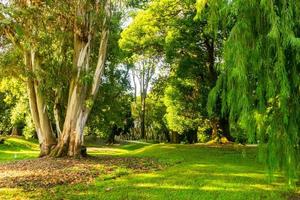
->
left=0, top=0, right=8, bottom=5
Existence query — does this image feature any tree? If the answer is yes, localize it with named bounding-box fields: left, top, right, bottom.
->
left=119, top=6, right=161, bottom=139
left=0, top=0, right=114, bottom=157
left=130, top=57, right=156, bottom=139
left=203, top=0, right=300, bottom=184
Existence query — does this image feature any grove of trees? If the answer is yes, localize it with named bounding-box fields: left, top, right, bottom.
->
left=0, top=0, right=299, bottom=185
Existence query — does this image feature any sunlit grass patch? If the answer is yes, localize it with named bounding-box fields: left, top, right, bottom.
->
left=0, top=137, right=39, bottom=163
left=0, top=138, right=299, bottom=200
left=88, top=147, right=129, bottom=155
left=0, top=137, right=39, bottom=151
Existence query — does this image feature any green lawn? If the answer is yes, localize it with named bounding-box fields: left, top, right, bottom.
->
left=0, top=137, right=39, bottom=162
left=0, top=137, right=299, bottom=200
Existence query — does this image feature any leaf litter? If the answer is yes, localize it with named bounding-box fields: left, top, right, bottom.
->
left=0, top=156, right=164, bottom=190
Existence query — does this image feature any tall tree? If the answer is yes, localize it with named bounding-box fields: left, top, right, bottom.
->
left=120, top=7, right=160, bottom=139
left=131, top=57, right=156, bottom=139
left=203, top=0, right=300, bottom=184
left=0, top=0, right=114, bottom=157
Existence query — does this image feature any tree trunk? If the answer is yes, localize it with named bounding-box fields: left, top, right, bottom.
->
left=211, top=118, right=219, bottom=139
left=141, top=94, right=146, bottom=139
left=49, top=1, right=110, bottom=157
left=170, top=131, right=179, bottom=143
left=53, top=91, right=63, bottom=137
left=25, top=51, right=57, bottom=156
left=210, top=116, right=233, bottom=143
left=50, top=81, right=88, bottom=157
left=11, top=127, right=19, bottom=136
left=132, top=70, right=137, bottom=102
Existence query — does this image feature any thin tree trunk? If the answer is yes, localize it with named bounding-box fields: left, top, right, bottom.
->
left=132, top=70, right=137, bottom=102
left=170, top=131, right=179, bottom=143
left=53, top=102, right=63, bottom=137
left=141, top=94, right=146, bottom=139
left=53, top=90, right=63, bottom=137
left=25, top=51, right=57, bottom=156
left=140, top=63, right=146, bottom=139
left=11, top=127, right=19, bottom=136
left=211, top=118, right=219, bottom=139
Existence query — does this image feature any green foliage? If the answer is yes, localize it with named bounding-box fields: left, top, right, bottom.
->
left=197, top=120, right=211, bottom=143
left=0, top=78, right=34, bottom=138
left=131, top=92, right=168, bottom=141
left=164, top=79, right=201, bottom=134
left=86, top=65, right=132, bottom=137
left=205, top=0, right=300, bottom=184
left=120, top=0, right=223, bottom=141
left=86, top=11, right=132, bottom=138
left=23, top=115, right=36, bottom=139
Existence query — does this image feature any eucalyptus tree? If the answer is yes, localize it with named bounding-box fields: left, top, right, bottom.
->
left=0, top=0, right=117, bottom=157
left=1, top=0, right=58, bottom=155
left=201, top=0, right=300, bottom=184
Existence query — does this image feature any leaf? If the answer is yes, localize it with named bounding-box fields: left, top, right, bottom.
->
left=15, top=24, right=24, bottom=37
left=0, top=18, right=11, bottom=25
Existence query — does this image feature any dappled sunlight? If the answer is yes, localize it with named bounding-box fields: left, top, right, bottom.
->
left=0, top=170, right=34, bottom=178
left=0, top=150, right=38, bottom=154
left=160, top=145, right=177, bottom=149
left=180, top=171, right=267, bottom=181
left=191, top=163, right=265, bottom=172
left=134, top=173, right=162, bottom=179
left=88, top=147, right=129, bottom=155
left=191, top=163, right=218, bottom=168
left=130, top=144, right=160, bottom=155
left=249, top=184, right=282, bottom=191
left=200, top=185, right=240, bottom=192
left=88, top=143, right=161, bottom=155
left=0, top=138, right=297, bottom=200
left=135, top=183, right=193, bottom=190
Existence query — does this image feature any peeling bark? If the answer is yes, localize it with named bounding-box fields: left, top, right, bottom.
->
left=25, top=51, right=57, bottom=156
left=50, top=1, right=111, bottom=157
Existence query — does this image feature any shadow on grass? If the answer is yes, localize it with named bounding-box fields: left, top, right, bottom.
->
left=0, top=137, right=38, bottom=152
left=37, top=145, right=298, bottom=200
left=1, top=142, right=298, bottom=200
left=38, top=170, right=294, bottom=200
left=120, top=143, right=152, bottom=151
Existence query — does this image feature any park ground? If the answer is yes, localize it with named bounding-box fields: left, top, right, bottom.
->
left=0, top=137, right=299, bottom=200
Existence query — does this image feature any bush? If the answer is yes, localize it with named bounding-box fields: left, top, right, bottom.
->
left=198, top=133, right=210, bottom=143
left=197, top=123, right=211, bottom=143
left=23, top=115, right=36, bottom=139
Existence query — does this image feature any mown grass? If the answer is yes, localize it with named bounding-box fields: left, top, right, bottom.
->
left=0, top=137, right=299, bottom=200
left=0, top=137, right=39, bottom=162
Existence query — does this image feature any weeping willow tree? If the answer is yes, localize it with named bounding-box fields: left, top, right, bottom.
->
left=200, top=0, right=300, bottom=184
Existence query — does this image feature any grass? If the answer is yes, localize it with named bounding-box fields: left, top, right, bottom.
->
left=0, top=137, right=39, bottom=162
left=0, top=137, right=299, bottom=200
